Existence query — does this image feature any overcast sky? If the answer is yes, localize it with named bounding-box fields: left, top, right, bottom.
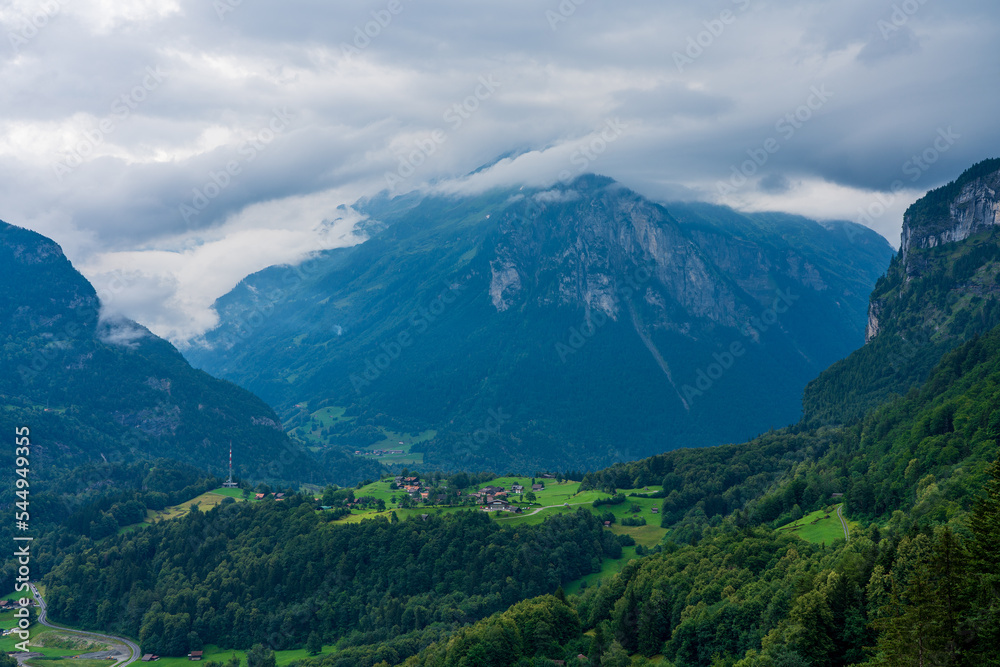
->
left=2, top=0, right=998, bottom=343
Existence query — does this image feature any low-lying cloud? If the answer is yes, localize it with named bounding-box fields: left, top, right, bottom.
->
left=0, top=0, right=997, bottom=343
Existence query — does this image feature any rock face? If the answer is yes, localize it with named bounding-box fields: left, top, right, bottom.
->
left=866, top=158, right=1000, bottom=342
left=899, top=159, right=1000, bottom=263
left=806, top=159, right=1000, bottom=426
left=188, top=175, right=893, bottom=471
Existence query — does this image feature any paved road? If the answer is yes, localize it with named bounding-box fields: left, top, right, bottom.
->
left=836, top=504, right=850, bottom=541
left=26, top=583, right=140, bottom=667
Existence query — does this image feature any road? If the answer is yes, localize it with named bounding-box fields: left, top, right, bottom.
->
left=26, top=583, right=140, bottom=667
left=836, top=504, right=850, bottom=541
left=496, top=501, right=591, bottom=519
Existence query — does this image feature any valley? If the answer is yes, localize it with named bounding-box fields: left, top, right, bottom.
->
left=3, top=159, right=1000, bottom=666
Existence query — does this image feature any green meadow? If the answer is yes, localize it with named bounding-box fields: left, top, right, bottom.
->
left=777, top=504, right=856, bottom=545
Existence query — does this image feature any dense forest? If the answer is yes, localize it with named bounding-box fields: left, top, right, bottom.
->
left=28, top=324, right=1000, bottom=665
left=43, top=500, right=625, bottom=661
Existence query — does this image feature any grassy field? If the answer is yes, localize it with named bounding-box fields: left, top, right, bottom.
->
left=117, top=490, right=255, bottom=534
left=26, top=659, right=113, bottom=667
left=335, top=478, right=669, bottom=593
left=778, top=504, right=856, bottom=545
left=0, top=624, right=109, bottom=659
left=565, top=546, right=642, bottom=596
left=212, top=487, right=246, bottom=499
left=143, top=491, right=242, bottom=524
left=2, top=589, right=36, bottom=603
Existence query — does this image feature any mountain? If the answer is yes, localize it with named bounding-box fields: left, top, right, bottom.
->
left=0, top=220, right=382, bottom=486
left=803, top=158, right=1000, bottom=425
left=186, top=175, right=893, bottom=471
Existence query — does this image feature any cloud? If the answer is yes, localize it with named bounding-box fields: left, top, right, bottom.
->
left=0, top=0, right=997, bottom=343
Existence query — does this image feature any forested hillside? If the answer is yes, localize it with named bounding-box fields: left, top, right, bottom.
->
left=36, top=324, right=1000, bottom=666
left=0, top=220, right=383, bottom=487
left=803, top=159, right=1000, bottom=425
left=43, top=500, right=624, bottom=663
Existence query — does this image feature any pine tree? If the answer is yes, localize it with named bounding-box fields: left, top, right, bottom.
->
left=967, top=451, right=1000, bottom=659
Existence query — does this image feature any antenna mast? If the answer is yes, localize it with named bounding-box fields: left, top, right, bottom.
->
left=223, top=441, right=238, bottom=487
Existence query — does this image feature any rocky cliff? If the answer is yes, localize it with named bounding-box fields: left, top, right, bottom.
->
left=806, top=159, right=1000, bottom=425
left=899, top=158, right=1000, bottom=263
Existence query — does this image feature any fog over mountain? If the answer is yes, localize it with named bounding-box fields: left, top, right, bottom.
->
left=1, top=0, right=998, bottom=342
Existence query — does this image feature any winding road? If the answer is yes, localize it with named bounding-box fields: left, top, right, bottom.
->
left=836, top=504, right=850, bottom=541
left=26, top=583, right=140, bottom=667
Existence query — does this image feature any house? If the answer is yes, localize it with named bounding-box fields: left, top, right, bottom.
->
left=141, top=655, right=155, bottom=662
left=532, top=484, right=544, bottom=492
left=274, top=493, right=285, bottom=500
left=542, top=473, right=556, bottom=479
left=831, top=493, right=844, bottom=498
left=604, top=521, right=612, bottom=526
left=484, top=499, right=510, bottom=511
left=188, top=651, right=203, bottom=661
left=255, top=493, right=266, bottom=500
left=511, top=484, right=524, bottom=493
left=483, top=499, right=522, bottom=513
left=651, top=506, right=659, bottom=513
